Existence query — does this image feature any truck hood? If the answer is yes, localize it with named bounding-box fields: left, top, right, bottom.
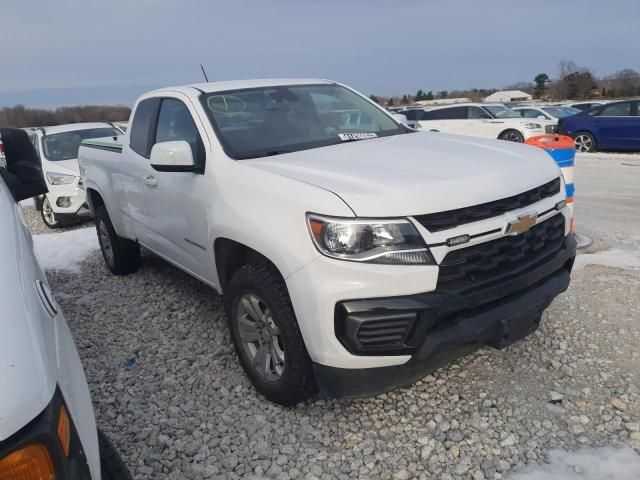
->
left=43, top=159, right=79, bottom=176
left=0, top=185, right=56, bottom=440
left=244, top=132, right=561, bottom=217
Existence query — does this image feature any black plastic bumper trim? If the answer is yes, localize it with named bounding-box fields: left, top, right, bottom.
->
left=320, top=236, right=576, bottom=398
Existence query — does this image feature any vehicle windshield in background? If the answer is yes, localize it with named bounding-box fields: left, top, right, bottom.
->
left=43, top=128, right=121, bottom=161
left=543, top=107, right=579, bottom=118
left=202, top=84, right=408, bottom=159
left=483, top=105, right=521, bottom=119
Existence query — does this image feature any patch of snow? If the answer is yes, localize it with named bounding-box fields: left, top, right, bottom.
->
left=574, top=248, right=640, bottom=272
left=33, top=227, right=99, bottom=272
left=509, top=447, right=640, bottom=480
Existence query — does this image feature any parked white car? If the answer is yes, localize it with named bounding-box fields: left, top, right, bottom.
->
left=512, top=105, right=580, bottom=121
left=0, top=128, right=130, bottom=479
left=79, top=79, right=576, bottom=405
left=25, top=123, right=122, bottom=228
left=415, top=103, right=557, bottom=142
left=564, top=101, right=608, bottom=112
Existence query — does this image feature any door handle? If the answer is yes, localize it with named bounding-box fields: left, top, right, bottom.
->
left=143, top=174, right=157, bottom=187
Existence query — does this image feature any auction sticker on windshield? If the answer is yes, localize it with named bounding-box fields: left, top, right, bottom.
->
left=338, top=133, right=378, bottom=141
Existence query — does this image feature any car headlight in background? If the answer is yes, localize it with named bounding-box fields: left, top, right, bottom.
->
left=46, top=172, right=75, bottom=185
left=520, top=122, right=542, bottom=130
left=307, top=214, right=434, bottom=264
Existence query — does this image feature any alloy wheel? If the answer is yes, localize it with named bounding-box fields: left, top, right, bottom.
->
left=574, top=134, right=593, bottom=152
left=503, top=131, right=523, bottom=142
left=236, top=293, right=285, bottom=382
left=42, top=198, right=57, bottom=226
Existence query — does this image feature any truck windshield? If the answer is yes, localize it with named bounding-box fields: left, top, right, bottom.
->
left=201, top=84, right=409, bottom=160
left=43, top=128, right=121, bottom=161
left=482, top=105, right=521, bottom=119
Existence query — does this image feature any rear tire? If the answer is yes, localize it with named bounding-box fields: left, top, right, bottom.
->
left=41, top=197, right=61, bottom=229
left=98, top=430, right=133, bottom=480
left=224, top=262, right=318, bottom=405
left=95, top=205, right=141, bottom=275
left=574, top=132, right=596, bottom=152
left=498, top=129, right=524, bottom=143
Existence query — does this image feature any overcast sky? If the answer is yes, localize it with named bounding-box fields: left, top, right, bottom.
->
left=1, top=0, right=638, bottom=108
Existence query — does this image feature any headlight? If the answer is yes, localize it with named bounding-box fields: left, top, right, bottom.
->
left=46, top=172, right=75, bottom=185
left=307, top=214, right=434, bottom=265
left=521, top=122, right=542, bottom=129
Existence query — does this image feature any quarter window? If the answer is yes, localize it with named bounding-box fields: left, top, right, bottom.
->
left=129, top=98, right=160, bottom=158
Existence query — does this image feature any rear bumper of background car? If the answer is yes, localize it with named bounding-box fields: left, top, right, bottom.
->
left=313, top=235, right=576, bottom=398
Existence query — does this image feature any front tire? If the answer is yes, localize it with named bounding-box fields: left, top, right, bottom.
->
left=498, top=129, right=525, bottom=143
left=41, top=197, right=60, bottom=229
left=224, top=263, right=317, bottom=405
left=98, top=430, right=133, bottom=480
left=574, top=132, right=596, bottom=152
left=95, top=205, right=141, bottom=275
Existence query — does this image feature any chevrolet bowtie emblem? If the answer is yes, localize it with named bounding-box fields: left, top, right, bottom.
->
left=506, top=212, right=537, bottom=235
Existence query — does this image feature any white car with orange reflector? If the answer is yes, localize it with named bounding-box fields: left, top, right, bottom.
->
left=0, top=128, right=130, bottom=480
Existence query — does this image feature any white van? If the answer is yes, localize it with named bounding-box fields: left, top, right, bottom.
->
left=0, top=128, right=131, bottom=479
left=25, top=123, right=122, bottom=228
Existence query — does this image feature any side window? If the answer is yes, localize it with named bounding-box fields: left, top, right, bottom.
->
left=598, top=102, right=632, bottom=117
left=28, top=134, right=41, bottom=157
left=634, top=102, right=640, bottom=116
left=428, top=107, right=467, bottom=120
left=404, top=110, right=419, bottom=121
left=130, top=98, right=160, bottom=158
left=523, top=109, right=542, bottom=119
left=154, top=98, right=205, bottom=167
left=468, top=107, right=491, bottom=119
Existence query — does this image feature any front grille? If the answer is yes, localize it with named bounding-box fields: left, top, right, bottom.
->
left=414, top=177, right=561, bottom=232
left=437, top=214, right=565, bottom=291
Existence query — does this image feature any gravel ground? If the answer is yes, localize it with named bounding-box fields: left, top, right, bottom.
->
left=24, top=153, right=640, bottom=479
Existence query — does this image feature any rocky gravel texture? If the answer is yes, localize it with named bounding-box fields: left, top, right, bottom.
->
left=26, top=153, right=640, bottom=479
left=39, top=244, right=639, bottom=480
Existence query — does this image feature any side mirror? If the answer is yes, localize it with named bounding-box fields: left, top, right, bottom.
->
left=0, top=128, right=48, bottom=202
left=150, top=141, right=196, bottom=172
left=537, top=115, right=547, bottom=120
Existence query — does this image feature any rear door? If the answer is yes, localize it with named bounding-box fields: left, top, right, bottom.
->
left=121, top=97, right=160, bottom=245
left=591, top=101, right=636, bottom=149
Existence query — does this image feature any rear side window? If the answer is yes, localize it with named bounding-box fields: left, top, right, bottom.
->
left=426, top=106, right=468, bottom=120
left=129, top=98, right=160, bottom=158
left=598, top=102, right=632, bottom=117
left=468, top=106, right=491, bottom=119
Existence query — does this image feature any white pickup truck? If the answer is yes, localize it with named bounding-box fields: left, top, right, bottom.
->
left=79, top=79, right=577, bottom=405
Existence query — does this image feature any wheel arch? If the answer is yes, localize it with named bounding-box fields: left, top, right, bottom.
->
left=85, top=187, right=104, bottom=216
left=214, top=238, right=286, bottom=293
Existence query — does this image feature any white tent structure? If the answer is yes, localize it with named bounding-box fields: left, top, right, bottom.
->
left=484, top=90, right=533, bottom=103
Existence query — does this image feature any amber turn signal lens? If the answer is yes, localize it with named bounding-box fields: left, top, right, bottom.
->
left=0, top=443, right=55, bottom=479
left=57, top=405, right=71, bottom=457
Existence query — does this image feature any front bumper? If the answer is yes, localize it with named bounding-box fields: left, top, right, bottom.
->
left=46, top=180, right=89, bottom=216
left=314, top=234, right=576, bottom=398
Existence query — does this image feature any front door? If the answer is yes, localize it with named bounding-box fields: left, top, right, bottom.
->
left=142, top=94, right=214, bottom=282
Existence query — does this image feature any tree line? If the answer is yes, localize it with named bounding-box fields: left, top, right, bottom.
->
left=373, top=61, right=640, bottom=106
left=0, top=105, right=131, bottom=128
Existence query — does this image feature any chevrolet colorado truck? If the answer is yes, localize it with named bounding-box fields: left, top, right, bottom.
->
left=78, top=79, right=576, bottom=405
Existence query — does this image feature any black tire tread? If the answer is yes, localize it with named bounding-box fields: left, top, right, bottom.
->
left=98, top=430, right=133, bottom=480
left=95, top=205, right=141, bottom=275
left=224, top=262, right=317, bottom=405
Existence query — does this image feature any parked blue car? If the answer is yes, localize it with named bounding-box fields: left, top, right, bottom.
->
left=557, top=99, right=640, bottom=152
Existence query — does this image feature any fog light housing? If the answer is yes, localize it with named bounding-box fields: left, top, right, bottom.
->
left=56, top=197, right=71, bottom=208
